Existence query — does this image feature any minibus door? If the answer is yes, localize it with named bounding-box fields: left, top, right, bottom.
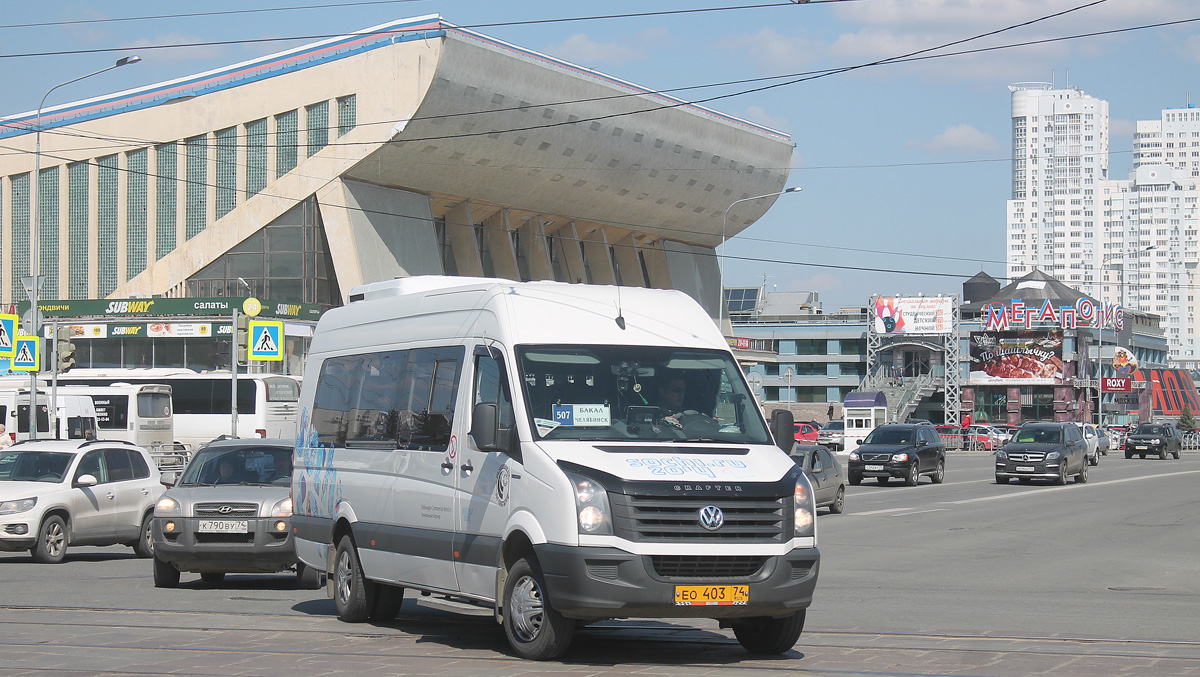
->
left=454, top=348, right=517, bottom=600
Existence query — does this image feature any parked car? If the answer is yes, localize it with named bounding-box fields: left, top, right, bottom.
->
left=964, top=425, right=1003, bottom=451
left=1077, top=422, right=1101, bottom=466
left=0, top=440, right=161, bottom=563
left=817, top=420, right=845, bottom=451
left=151, top=438, right=320, bottom=589
left=794, top=422, right=820, bottom=443
left=847, top=423, right=946, bottom=487
left=1124, top=422, right=1183, bottom=460
left=991, top=425, right=1016, bottom=445
left=1096, top=427, right=1111, bottom=456
left=934, top=425, right=964, bottom=450
left=1104, top=424, right=1129, bottom=448
left=995, top=422, right=1089, bottom=485
left=789, top=444, right=846, bottom=514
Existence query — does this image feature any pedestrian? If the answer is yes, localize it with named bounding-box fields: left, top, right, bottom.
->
left=0, top=424, right=11, bottom=448
left=826, top=403, right=834, bottom=421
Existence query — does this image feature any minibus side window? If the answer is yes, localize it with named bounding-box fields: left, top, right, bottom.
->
left=404, top=349, right=463, bottom=451
left=312, top=354, right=368, bottom=446
left=474, top=352, right=514, bottom=429
left=346, top=350, right=406, bottom=448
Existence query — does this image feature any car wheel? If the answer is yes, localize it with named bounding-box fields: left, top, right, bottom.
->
left=1174, top=449, right=1181, bottom=460
left=132, top=512, right=154, bottom=558
left=32, top=515, right=68, bottom=564
left=200, top=572, right=225, bottom=584
left=904, top=463, right=920, bottom=487
left=1125, top=450, right=1133, bottom=459
left=876, top=476, right=889, bottom=486
left=296, top=562, right=324, bottom=590
left=334, top=535, right=374, bottom=623
left=1077, top=461, right=1089, bottom=483
left=503, top=555, right=575, bottom=660
left=732, top=610, right=806, bottom=655
left=995, top=475, right=1010, bottom=484
left=1089, top=453, right=1099, bottom=467
left=1159, top=448, right=1168, bottom=460
left=1056, top=463, right=1069, bottom=486
left=371, top=584, right=404, bottom=621
left=1139, top=453, right=1146, bottom=459
left=153, top=556, right=180, bottom=588
left=848, top=474, right=861, bottom=486
left=828, top=486, right=845, bottom=514
left=931, top=459, right=945, bottom=484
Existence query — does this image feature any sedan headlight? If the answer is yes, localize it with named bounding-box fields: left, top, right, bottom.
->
left=892, top=453, right=909, bottom=462
left=794, top=475, right=815, bottom=539
left=267, top=497, right=293, bottom=518
left=565, top=471, right=612, bottom=535
left=154, top=496, right=182, bottom=517
left=1045, top=451, right=1061, bottom=461
left=0, top=497, right=36, bottom=515
left=848, top=451, right=860, bottom=461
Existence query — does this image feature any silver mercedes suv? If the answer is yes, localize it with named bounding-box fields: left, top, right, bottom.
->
left=151, top=438, right=321, bottom=588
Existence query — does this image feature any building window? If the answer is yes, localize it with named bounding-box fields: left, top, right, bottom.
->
left=306, top=101, right=328, bottom=157
left=38, top=165, right=60, bottom=299
left=215, top=127, right=237, bottom=219
left=276, top=110, right=298, bottom=177
left=126, top=148, right=148, bottom=280
left=97, top=155, right=119, bottom=297
left=155, top=142, right=177, bottom=260
left=185, top=134, right=207, bottom=240
left=337, top=95, right=356, bottom=137
left=68, top=162, right=90, bottom=299
left=245, top=118, right=267, bottom=197
left=9, top=173, right=30, bottom=299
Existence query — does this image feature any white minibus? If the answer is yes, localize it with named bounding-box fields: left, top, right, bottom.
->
left=291, top=277, right=819, bottom=660
left=0, top=389, right=100, bottom=442
left=57, top=369, right=300, bottom=449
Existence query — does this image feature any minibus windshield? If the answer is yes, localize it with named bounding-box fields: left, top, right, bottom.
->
left=516, top=345, right=770, bottom=444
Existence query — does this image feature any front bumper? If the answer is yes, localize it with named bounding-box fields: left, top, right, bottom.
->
left=152, top=516, right=297, bottom=573
left=1125, top=442, right=1166, bottom=454
left=995, top=461, right=1062, bottom=479
left=848, top=461, right=912, bottom=479
left=534, top=543, right=819, bottom=620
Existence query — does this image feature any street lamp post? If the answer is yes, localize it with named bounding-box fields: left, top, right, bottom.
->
left=719, top=187, right=801, bottom=329
left=26, top=56, right=140, bottom=440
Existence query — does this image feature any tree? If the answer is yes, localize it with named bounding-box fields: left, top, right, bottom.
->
left=1178, top=404, right=1197, bottom=431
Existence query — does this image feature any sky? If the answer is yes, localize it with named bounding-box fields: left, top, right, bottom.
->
left=2, top=0, right=1199, bottom=310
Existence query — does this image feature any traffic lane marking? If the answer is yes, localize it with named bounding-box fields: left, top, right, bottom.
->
left=942, top=469, right=1200, bottom=505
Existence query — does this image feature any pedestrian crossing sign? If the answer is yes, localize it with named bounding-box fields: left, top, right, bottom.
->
left=12, top=336, right=39, bottom=372
left=0, top=313, right=16, bottom=358
left=248, top=320, right=284, bottom=361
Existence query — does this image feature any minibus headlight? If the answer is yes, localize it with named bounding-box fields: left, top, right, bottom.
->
left=154, top=496, right=181, bottom=517
left=0, top=497, right=36, bottom=515
left=565, top=472, right=612, bottom=535
left=267, top=497, right=293, bottom=518
left=793, top=476, right=815, bottom=539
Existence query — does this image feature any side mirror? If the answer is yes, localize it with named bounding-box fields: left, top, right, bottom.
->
left=160, top=471, right=178, bottom=487
left=470, top=402, right=520, bottom=462
left=769, top=409, right=795, bottom=454
left=75, top=474, right=97, bottom=488
left=856, top=439, right=864, bottom=445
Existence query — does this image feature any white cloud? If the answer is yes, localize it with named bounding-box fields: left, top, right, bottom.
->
left=715, top=28, right=814, bottom=74
left=542, top=31, right=668, bottom=66
left=907, top=123, right=1002, bottom=155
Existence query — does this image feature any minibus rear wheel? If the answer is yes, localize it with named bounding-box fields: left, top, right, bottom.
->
left=334, top=535, right=374, bottom=622
left=502, top=556, right=574, bottom=660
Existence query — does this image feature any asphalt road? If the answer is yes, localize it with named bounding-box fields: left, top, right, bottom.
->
left=2, top=451, right=1199, bottom=676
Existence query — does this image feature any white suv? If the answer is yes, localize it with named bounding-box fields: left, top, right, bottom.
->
left=0, top=440, right=162, bottom=563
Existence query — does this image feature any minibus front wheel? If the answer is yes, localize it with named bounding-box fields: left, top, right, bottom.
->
left=502, top=555, right=574, bottom=660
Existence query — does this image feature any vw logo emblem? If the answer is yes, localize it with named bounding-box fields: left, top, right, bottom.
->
left=698, top=505, right=724, bottom=531
left=218, top=506, right=233, bottom=514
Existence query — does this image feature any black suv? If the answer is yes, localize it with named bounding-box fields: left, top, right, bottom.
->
left=1124, top=422, right=1183, bottom=460
left=995, top=422, right=1089, bottom=485
left=848, top=423, right=946, bottom=487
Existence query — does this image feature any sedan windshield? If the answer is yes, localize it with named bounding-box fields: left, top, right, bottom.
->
left=179, top=446, right=293, bottom=486
left=517, top=345, right=769, bottom=443
left=863, top=428, right=914, bottom=445
left=1014, top=428, right=1061, bottom=444
left=0, top=451, right=73, bottom=483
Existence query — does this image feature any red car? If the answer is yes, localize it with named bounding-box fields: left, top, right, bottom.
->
left=794, top=422, right=820, bottom=443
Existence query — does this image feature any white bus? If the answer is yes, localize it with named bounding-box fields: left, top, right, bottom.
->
left=53, top=383, right=186, bottom=468
left=57, top=369, right=301, bottom=450
left=0, top=388, right=100, bottom=442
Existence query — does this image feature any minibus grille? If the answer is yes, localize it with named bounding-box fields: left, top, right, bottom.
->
left=650, top=555, right=767, bottom=578
left=609, top=494, right=787, bottom=543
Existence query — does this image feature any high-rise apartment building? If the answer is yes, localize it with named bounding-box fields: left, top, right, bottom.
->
left=1133, top=103, right=1200, bottom=175
left=1006, top=83, right=1109, bottom=295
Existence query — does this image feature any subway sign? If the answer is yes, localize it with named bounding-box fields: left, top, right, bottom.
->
left=19, top=297, right=324, bottom=320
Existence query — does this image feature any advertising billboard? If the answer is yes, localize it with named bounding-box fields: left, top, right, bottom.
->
left=969, top=331, right=1064, bottom=385
left=874, top=297, right=954, bottom=335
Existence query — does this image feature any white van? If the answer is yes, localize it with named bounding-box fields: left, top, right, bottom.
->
left=291, top=277, right=820, bottom=660
left=0, top=390, right=100, bottom=442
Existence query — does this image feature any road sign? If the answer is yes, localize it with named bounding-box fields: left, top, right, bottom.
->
left=12, top=336, right=39, bottom=372
left=248, top=320, right=283, bottom=361
left=0, top=313, right=16, bottom=358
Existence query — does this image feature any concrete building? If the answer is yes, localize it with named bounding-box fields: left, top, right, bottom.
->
left=1132, top=102, right=1200, bottom=176
left=0, top=14, right=794, bottom=327
left=1005, top=83, right=1110, bottom=295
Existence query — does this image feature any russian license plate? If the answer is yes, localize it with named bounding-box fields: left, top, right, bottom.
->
left=198, top=520, right=248, bottom=534
left=674, top=584, right=749, bottom=606
left=1134, top=445, right=1147, bottom=450
left=1016, top=466, right=1035, bottom=473
left=864, top=464, right=884, bottom=471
